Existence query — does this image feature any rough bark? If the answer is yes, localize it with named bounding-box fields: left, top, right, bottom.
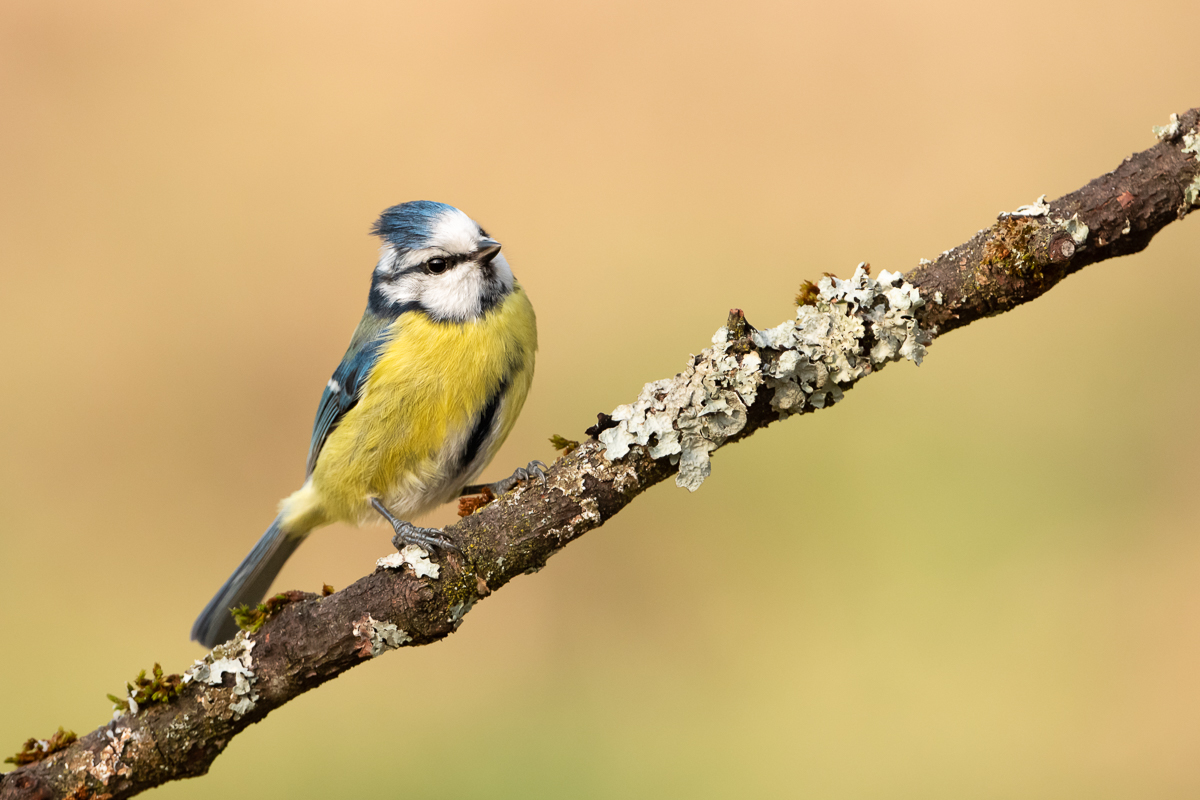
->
left=908, top=108, right=1200, bottom=336
left=3, top=107, right=1197, bottom=800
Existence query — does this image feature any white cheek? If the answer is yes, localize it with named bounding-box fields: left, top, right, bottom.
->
left=422, top=267, right=485, bottom=321
left=375, top=271, right=423, bottom=306
left=491, top=253, right=515, bottom=293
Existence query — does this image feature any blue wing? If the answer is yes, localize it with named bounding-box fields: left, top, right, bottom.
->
left=305, top=312, right=394, bottom=476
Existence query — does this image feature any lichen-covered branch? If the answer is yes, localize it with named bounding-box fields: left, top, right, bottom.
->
left=3, top=107, right=1197, bottom=800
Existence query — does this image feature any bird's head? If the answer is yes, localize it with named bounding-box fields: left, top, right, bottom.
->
left=368, top=200, right=514, bottom=322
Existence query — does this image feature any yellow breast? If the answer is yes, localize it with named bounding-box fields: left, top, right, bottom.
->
left=287, top=285, right=536, bottom=528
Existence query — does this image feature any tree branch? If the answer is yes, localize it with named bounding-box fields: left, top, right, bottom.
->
left=3, top=108, right=1197, bottom=800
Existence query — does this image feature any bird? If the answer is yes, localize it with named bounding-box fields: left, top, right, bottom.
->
left=191, top=201, right=539, bottom=647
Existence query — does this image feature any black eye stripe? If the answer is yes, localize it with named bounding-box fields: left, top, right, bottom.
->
left=392, top=256, right=457, bottom=277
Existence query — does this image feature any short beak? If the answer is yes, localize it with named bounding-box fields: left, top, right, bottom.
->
left=475, top=238, right=502, bottom=264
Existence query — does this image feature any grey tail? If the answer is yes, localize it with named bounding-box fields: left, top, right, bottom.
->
left=190, top=516, right=306, bottom=648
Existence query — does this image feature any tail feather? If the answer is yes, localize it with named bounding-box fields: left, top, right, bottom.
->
left=191, top=516, right=306, bottom=647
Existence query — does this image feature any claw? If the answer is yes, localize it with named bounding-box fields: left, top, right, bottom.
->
left=506, top=460, right=549, bottom=491
left=461, top=460, right=551, bottom=498
left=390, top=522, right=458, bottom=554
left=527, top=460, right=548, bottom=485
left=370, top=497, right=459, bottom=554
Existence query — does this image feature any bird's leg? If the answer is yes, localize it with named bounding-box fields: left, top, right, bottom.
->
left=370, top=497, right=459, bottom=554
left=460, top=460, right=548, bottom=498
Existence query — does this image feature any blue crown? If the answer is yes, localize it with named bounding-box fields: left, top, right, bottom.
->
left=371, top=201, right=457, bottom=250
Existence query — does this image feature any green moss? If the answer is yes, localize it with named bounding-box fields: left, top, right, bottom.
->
left=445, top=579, right=479, bottom=610
left=796, top=270, right=847, bottom=307
left=232, top=591, right=305, bottom=634
left=107, top=663, right=183, bottom=713
left=795, top=280, right=821, bottom=307
left=980, top=217, right=1040, bottom=278
left=5, top=727, right=77, bottom=766
left=549, top=434, right=579, bottom=454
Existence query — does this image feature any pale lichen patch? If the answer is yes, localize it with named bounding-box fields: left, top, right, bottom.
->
left=1062, top=214, right=1090, bottom=244
left=754, top=266, right=929, bottom=418
left=181, top=632, right=259, bottom=718
left=576, top=498, right=601, bottom=525
left=1007, top=194, right=1050, bottom=217
left=352, top=615, right=413, bottom=657
left=543, top=441, right=630, bottom=507
left=78, top=725, right=133, bottom=786
left=609, top=457, right=641, bottom=494
left=1181, top=126, right=1200, bottom=208
left=600, top=321, right=765, bottom=491
left=448, top=599, right=475, bottom=630
left=600, top=264, right=930, bottom=490
left=1182, top=130, right=1200, bottom=158
left=1153, top=113, right=1181, bottom=141
left=1185, top=178, right=1200, bottom=208
left=376, top=545, right=440, bottom=579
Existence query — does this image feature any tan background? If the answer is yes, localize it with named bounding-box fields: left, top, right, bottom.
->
left=3, top=1, right=1199, bottom=797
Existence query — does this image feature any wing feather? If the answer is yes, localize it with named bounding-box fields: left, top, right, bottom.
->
left=305, top=312, right=395, bottom=476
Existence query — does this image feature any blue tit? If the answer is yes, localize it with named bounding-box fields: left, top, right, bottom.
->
left=191, top=201, right=538, bottom=647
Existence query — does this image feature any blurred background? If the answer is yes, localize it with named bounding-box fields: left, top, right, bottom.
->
left=2, top=1, right=1198, bottom=797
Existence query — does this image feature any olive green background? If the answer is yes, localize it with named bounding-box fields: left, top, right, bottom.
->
left=2, top=1, right=1199, bottom=797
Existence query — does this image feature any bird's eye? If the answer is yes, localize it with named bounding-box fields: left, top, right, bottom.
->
left=426, top=257, right=448, bottom=274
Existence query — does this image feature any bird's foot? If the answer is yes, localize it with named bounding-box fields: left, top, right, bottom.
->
left=390, top=521, right=458, bottom=555
left=461, top=460, right=547, bottom=498
left=370, top=497, right=458, bottom=554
